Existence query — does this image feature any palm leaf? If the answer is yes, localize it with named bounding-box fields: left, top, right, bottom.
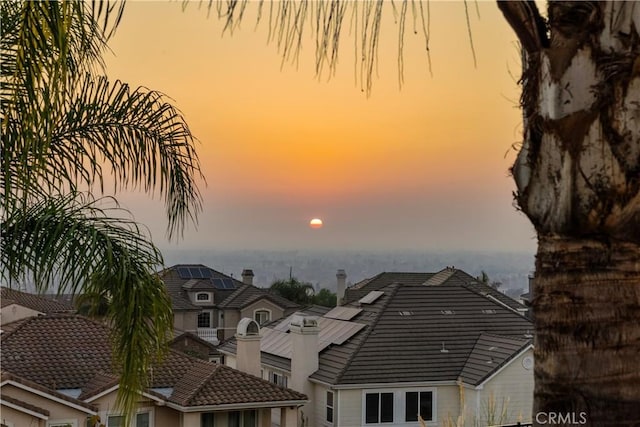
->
left=1, top=193, right=172, bottom=423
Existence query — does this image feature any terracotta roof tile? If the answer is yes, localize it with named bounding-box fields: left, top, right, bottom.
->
left=1, top=371, right=98, bottom=413
left=2, top=314, right=307, bottom=409
left=1, top=394, right=50, bottom=417
left=1, top=287, right=74, bottom=313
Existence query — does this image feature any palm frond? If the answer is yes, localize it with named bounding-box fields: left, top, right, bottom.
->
left=4, top=74, right=203, bottom=238
left=1, top=193, right=171, bottom=425
left=198, top=0, right=435, bottom=95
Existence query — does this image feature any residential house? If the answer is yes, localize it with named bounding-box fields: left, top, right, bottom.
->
left=160, top=264, right=300, bottom=345
left=0, top=314, right=307, bottom=427
left=0, top=286, right=74, bottom=326
left=220, top=267, right=534, bottom=427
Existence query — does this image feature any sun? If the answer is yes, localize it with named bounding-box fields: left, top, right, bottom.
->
left=309, top=218, right=323, bottom=229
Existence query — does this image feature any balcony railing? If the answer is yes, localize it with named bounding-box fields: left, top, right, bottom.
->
left=197, top=327, right=219, bottom=345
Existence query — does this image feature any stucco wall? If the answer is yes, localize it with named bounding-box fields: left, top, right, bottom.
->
left=241, top=300, right=285, bottom=325
left=477, top=348, right=534, bottom=426
left=1, top=304, right=42, bottom=325
left=1, top=383, right=90, bottom=426
left=0, top=404, right=45, bottom=427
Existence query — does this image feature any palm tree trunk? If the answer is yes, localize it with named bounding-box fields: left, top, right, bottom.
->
left=498, top=1, right=640, bottom=424
left=534, top=237, right=640, bottom=426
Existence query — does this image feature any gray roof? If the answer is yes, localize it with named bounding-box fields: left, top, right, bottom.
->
left=220, top=268, right=533, bottom=387
left=158, top=264, right=243, bottom=311
left=159, top=265, right=298, bottom=312
left=217, top=284, right=299, bottom=310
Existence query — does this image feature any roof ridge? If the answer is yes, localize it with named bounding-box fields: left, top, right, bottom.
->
left=460, top=281, right=526, bottom=312
left=179, top=361, right=219, bottom=405
left=334, top=282, right=401, bottom=384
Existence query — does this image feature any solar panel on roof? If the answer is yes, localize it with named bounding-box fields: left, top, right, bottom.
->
left=222, top=278, right=235, bottom=289
left=324, top=306, right=363, bottom=321
left=177, top=267, right=191, bottom=279
left=359, top=290, right=384, bottom=304
left=211, top=278, right=225, bottom=289
left=200, top=268, right=212, bottom=278
left=188, top=267, right=207, bottom=279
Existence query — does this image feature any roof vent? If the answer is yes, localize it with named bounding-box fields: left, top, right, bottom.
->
left=486, top=358, right=494, bottom=364
left=524, top=330, right=533, bottom=338
left=441, top=309, right=455, bottom=315
left=482, top=309, right=497, bottom=314
left=399, top=311, right=413, bottom=316
left=440, top=342, right=449, bottom=353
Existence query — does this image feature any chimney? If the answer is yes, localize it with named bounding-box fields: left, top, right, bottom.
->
left=241, top=269, right=254, bottom=285
left=235, top=318, right=262, bottom=378
left=336, top=269, right=347, bottom=306
left=290, top=315, right=319, bottom=415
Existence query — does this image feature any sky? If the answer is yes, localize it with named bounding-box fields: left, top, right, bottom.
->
left=104, top=0, right=537, bottom=253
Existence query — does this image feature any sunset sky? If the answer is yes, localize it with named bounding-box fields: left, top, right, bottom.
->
left=104, top=0, right=537, bottom=253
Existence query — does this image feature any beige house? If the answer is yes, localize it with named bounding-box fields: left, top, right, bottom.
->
left=1, top=314, right=307, bottom=427
left=160, top=265, right=299, bottom=344
left=220, top=268, right=535, bottom=427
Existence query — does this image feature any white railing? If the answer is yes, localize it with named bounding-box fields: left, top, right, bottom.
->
left=197, top=327, right=219, bottom=345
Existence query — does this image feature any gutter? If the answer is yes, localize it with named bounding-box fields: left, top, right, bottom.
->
left=166, top=399, right=309, bottom=412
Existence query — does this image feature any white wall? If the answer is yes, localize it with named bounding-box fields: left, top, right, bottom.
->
left=477, top=348, right=534, bottom=426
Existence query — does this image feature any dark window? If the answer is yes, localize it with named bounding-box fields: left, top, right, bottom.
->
left=201, top=413, right=215, bottom=427
left=254, top=310, right=270, bottom=325
left=326, top=391, right=334, bottom=423
left=228, top=411, right=256, bottom=427
left=380, top=393, right=394, bottom=423
left=271, top=372, right=287, bottom=387
left=365, top=392, right=394, bottom=424
left=365, top=393, right=379, bottom=423
left=405, top=391, right=433, bottom=422
left=229, top=411, right=240, bottom=427
left=197, top=311, right=211, bottom=328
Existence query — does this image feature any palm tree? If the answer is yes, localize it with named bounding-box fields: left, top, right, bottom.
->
left=1, top=1, right=203, bottom=422
left=211, top=1, right=639, bottom=424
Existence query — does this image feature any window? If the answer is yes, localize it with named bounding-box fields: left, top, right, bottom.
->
left=326, top=390, right=334, bottom=423
left=201, top=413, right=215, bottom=427
left=254, top=309, right=271, bottom=325
left=365, top=392, right=394, bottom=424
left=270, top=371, right=288, bottom=387
left=405, top=391, right=433, bottom=422
left=228, top=410, right=257, bottom=427
left=48, top=422, right=77, bottom=427
left=106, top=411, right=151, bottom=427
left=196, top=292, right=211, bottom=302
left=198, top=311, right=212, bottom=328
left=136, top=412, right=150, bottom=427
left=107, top=416, right=124, bottom=427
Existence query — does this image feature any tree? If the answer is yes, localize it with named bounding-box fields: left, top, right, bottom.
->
left=1, top=1, right=202, bottom=423
left=477, top=270, right=502, bottom=290
left=212, top=1, right=639, bottom=424
left=312, top=288, right=337, bottom=308
left=270, top=277, right=315, bottom=305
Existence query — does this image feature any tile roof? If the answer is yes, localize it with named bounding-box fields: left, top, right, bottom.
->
left=220, top=268, right=533, bottom=387
left=217, top=284, right=299, bottom=310
left=158, top=265, right=244, bottom=311
left=1, top=287, right=74, bottom=313
left=1, top=371, right=98, bottom=413
left=458, top=333, right=531, bottom=385
left=0, top=394, right=50, bottom=417
left=1, top=314, right=307, bottom=408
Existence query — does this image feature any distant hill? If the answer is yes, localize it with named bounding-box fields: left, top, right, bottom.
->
left=160, top=249, right=535, bottom=296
